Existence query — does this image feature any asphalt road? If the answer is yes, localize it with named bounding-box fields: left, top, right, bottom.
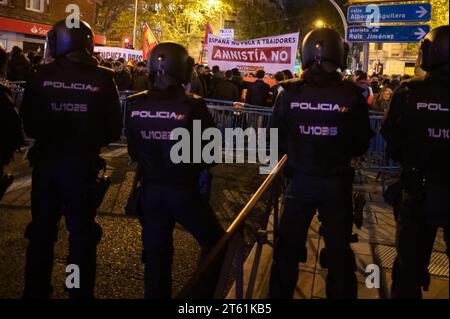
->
left=0, top=146, right=268, bottom=299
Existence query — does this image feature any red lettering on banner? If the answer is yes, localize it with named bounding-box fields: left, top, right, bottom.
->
left=211, top=46, right=291, bottom=64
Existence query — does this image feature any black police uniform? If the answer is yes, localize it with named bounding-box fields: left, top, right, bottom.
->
left=126, top=85, right=225, bottom=299
left=382, top=33, right=449, bottom=298
left=269, top=30, right=372, bottom=299
left=21, top=46, right=122, bottom=298
left=0, top=83, right=23, bottom=198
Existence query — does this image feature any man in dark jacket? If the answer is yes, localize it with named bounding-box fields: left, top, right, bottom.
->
left=245, top=70, right=270, bottom=107
left=0, top=44, right=23, bottom=199
left=6, top=46, right=31, bottom=81
left=131, top=61, right=149, bottom=92
left=211, top=70, right=239, bottom=102
left=196, top=64, right=210, bottom=97
left=268, top=71, right=286, bottom=107
left=231, top=68, right=245, bottom=99
left=21, top=20, right=122, bottom=299
left=209, top=65, right=223, bottom=97
left=113, top=61, right=132, bottom=91
left=269, top=29, right=372, bottom=299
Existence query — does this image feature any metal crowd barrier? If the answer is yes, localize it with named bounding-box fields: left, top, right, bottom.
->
left=364, top=112, right=398, bottom=169
left=177, top=155, right=288, bottom=299
left=205, top=99, right=273, bottom=134
left=5, top=81, right=26, bottom=107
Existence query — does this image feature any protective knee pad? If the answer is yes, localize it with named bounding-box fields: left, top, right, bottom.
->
left=0, top=174, right=14, bottom=200
left=299, top=245, right=308, bottom=263
left=24, top=222, right=58, bottom=242
left=319, top=247, right=356, bottom=271
left=320, top=248, right=328, bottom=269
left=422, top=269, right=431, bottom=292
left=329, top=245, right=357, bottom=272
left=350, top=249, right=357, bottom=272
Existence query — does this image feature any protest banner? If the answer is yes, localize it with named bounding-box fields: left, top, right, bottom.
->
left=207, top=32, right=300, bottom=74
left=94, top=47, right=144, bottom=63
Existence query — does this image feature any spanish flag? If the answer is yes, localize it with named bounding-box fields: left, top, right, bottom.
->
left=142, top=23, right=158, bottom=62
left=199, top=22, right=213, bottom=64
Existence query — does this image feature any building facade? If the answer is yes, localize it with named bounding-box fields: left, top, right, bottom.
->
left=368, top=43, right=418, bottom=76
left=0, top=0, right=105, bottom=53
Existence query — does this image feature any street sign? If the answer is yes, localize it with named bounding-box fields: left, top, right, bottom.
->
left=219, top=29, right=235, bottom=41
left=347, top=25, right=430, bottom=43
left=348, top=3, right=432, bottom=23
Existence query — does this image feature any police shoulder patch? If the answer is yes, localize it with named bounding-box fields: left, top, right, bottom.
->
left=280, top=79, right=304, bottom=91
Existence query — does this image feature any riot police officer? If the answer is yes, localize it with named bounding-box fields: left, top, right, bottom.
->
left=0, top=43, right=23, bottom=200
left=269, top=28, right=372, bottom=299
left=21, top=20, right=122, bottom=298
left=126, top=43, right=225, bottom=299
left=382, top=25, right=449, bottom=299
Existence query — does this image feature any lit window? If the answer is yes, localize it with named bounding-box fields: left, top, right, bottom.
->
left=26, top=0, right=48, bottom=13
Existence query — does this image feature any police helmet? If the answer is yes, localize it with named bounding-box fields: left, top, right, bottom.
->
left=45, top=19, right=95, bottom=59
left=148, top=42, right=194, bottom=90
left=301, top=28, right=348, bottom=71
left=420, top=25, right=449, bottom=72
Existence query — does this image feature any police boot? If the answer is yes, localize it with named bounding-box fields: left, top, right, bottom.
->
left=0, top=174, right=14, bottom=200
left=422, top=269, right=431, bottom=292
left=320, top=248, right=328, bottom=269
left=353, top=191, right=366, bottom=229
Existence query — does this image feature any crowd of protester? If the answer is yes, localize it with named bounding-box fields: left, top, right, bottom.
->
left=189, top=65, right=297, bottom=107
left=0, top=46, right=151, bottom=93
left=0, top=45, right=412, bottom=114
left=344, top=70, right=408, bottom=115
